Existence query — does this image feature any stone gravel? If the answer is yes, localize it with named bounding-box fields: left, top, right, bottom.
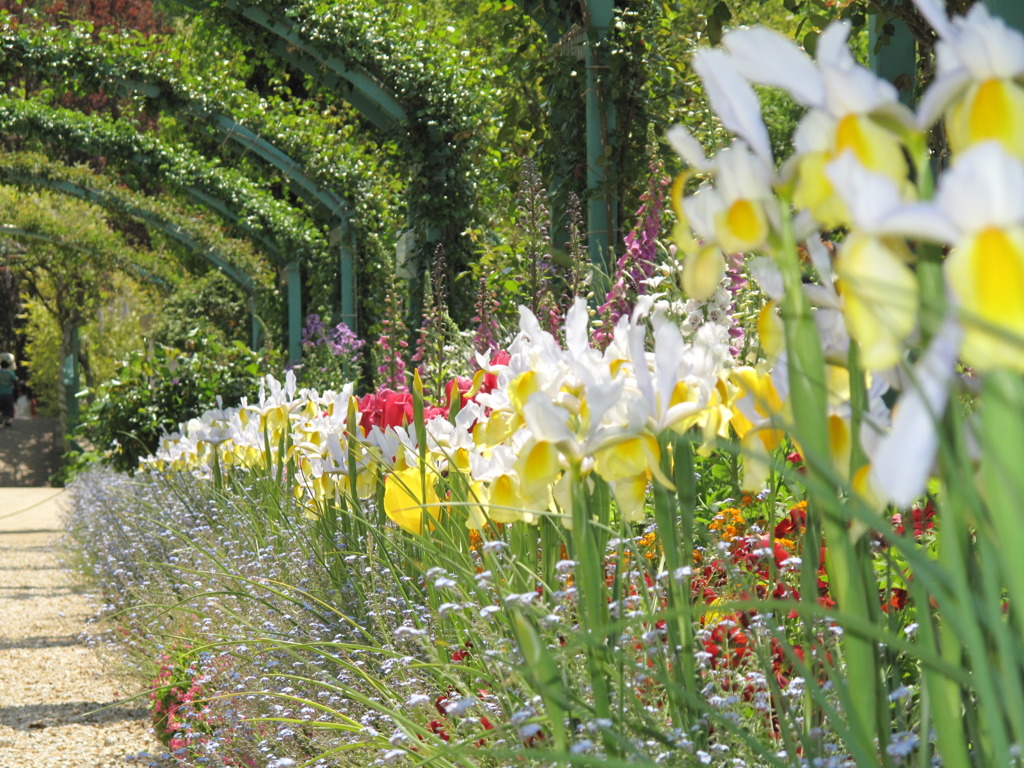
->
left=0, top=489, right=160, bottom=767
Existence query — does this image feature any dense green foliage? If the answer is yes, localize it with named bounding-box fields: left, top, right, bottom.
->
left=73, top=336, right=267, bottom=473
left=152, top=270, right=251, bottom=348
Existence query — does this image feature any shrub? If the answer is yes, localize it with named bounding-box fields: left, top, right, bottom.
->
left=72, top=335, right=268, bottom=473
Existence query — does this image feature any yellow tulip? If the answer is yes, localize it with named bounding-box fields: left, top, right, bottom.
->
left=383, top=466, right=442, bottom=535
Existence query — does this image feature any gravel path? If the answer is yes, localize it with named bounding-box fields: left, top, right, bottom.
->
left=0, top=488, right=159, bottom=767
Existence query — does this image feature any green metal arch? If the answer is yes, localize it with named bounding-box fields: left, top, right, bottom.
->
left=0, top=97, right=331, bottom=359
left=0, top=224, right=172, bottom=291
left=0, top=97, right=327, bottom=269
left=173, top=0, right=406, bottom=133
left=0, top=168, right=264, bottom=348
left=0, top=27, right=351, bottom=223
left=0, top=23, right=360, bottom=330
left=170, top=0, right=485, bottom=325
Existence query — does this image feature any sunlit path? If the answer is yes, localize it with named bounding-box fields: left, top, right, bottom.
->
left=0, top=489, right=158, bottom=767
left=0, top=418, right=62, bottom=487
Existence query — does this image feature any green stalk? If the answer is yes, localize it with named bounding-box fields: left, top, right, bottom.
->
left=652, top=434, right=694, bottom=737
left=509, top=609, right=569, bottom=756
left=934, top=407, right=1009, bottom=767
left=978, top=370, right=1024, bottom=750
left=909, top=209, right=974, bottom=766
left=773, top=210, right=880, bottom=761
left=569, top=468, right=615, bottom=755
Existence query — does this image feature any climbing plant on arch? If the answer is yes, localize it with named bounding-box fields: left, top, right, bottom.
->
left=0, top=160, right=268, bottom=346
left=170, top=0, right=490, bottom=322
left=0, top=19, right=405, bottom=335
left=0, top=182, right=169, bottom=435
left=0, top=149, right=280, bottom=422
left=0, top=95, right=329, bottom=358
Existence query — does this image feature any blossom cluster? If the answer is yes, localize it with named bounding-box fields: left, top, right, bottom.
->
left=149, top=292, right=840, bottom=535
left=669, top=0, right=1024, bottom=507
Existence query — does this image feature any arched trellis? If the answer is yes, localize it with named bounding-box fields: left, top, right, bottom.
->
left=0, top=33, right=359, bottom=336
left=0, top=225, right=172, bottom=291
left=0, top=221, right=173, bottom=425
left=0, top=169, right=263, bottom=347
left=0, top=96, right=328, bottom=360
left=0, top=6, right=484, bottom=331
left=0, top=158, right=275, bottom=424
left=171, top=0, right=486, bottom=323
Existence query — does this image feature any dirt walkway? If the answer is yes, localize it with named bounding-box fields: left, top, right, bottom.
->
left=0, top=416, right=63, bottom=486
left=0, top=489, right=159, bottom=767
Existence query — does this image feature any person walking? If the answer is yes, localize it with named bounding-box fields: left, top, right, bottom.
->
left=0, top=354, right=17, bottom=427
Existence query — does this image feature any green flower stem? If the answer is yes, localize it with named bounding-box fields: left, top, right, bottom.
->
left=652, top=433, right=698, bottom=738
left=510, top=520, right=539, bottom=596
left=211, top=447, right=223, bottom=492
left=569, top=468, right=616, bottom=755
left=933, top=405, right=1008, bottom=767
left=773, top=208, right=880, bottom=761
left=509, top=609, right=570, bottom=756
left=539, top=515, right=562, bottom=595
left=979, top=370, right=1024, bottom=749
left=847, top=341, right=867, bottom=477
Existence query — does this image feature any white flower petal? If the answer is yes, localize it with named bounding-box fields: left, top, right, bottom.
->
left=564, top=298, right=590, bottom=358
left=747, top=256, right=785, bottom=301
left=693, top=48, right=774, bottom=168
left=816, top=20, right=854, bottom=69
left=521, top=395, right=576, bottom=448
left=954, top=4, right=1024, bottom=80
left=938, top=141, right=1024, bottom=231
left=912, top=0, right=955, bottom=40
left=916, top=66, right=971, bottom=130
left=804, top=236, right=835, bottom=285
left=823, top=153, right=957, bottom=243
left=822, top=62, right=901, bottom=117
left=869, top=319, right=961, bottom=507
left=667, top=125, right=713, bottom=171
left=825, top=152, right=905, bottom=231
left=875, top=204, right=960, bottom=244
left=715, top=140, right=774, bottom=203
left=723, top=26, right=824, bottom=108
left=682, top=183, right=724, bottom=241
left=792, top=109, right=834, bottom=155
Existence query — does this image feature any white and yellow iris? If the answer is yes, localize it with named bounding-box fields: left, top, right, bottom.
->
left=722, top=21, right=917, bottom=229
left=914, top=0, right=1024, bottom=158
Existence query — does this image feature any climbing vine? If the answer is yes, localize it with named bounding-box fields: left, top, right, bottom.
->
left=0, top=149, right=279, bottom=328
left=0, top=18, right=405, bottom=330
left=175, top=0, right=491, bottom=321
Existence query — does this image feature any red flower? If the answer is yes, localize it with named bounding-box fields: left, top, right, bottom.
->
left=774, top=505, right=807, bottom=538
left=445, top=377, right=475, bottom=409
left=427, top=720, right=450, bottom=741
left=882, top=587, right=909, bottom=613
left=358, top=389, right=450, bottom=434
left=480, top=351, right=510, bottom=394
left=786, top=451, right=805, bottom=474
left=892, top=499, right=937, bottom=538
left=423, top=404, right=449, bottom=422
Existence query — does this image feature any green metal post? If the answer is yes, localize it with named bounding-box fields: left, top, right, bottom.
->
left=248, top=295, right=261, bottom=351
left=868, top=15, right=916, bottom=106
left=585, top=0, right=617, bottom=270
left=63, top=324, right=80, bottom=428
left=985, top=0, right=1024, bottom=30
left=332, top=219, right=357, bottom=334
left=286, top=260, right=302, bottom=365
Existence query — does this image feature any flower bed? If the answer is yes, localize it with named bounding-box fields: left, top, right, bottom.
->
left=65, top=2, right=1024, bottom=766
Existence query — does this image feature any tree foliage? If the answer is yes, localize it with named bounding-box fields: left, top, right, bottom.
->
left=73, top=336, right=267, bottom=473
